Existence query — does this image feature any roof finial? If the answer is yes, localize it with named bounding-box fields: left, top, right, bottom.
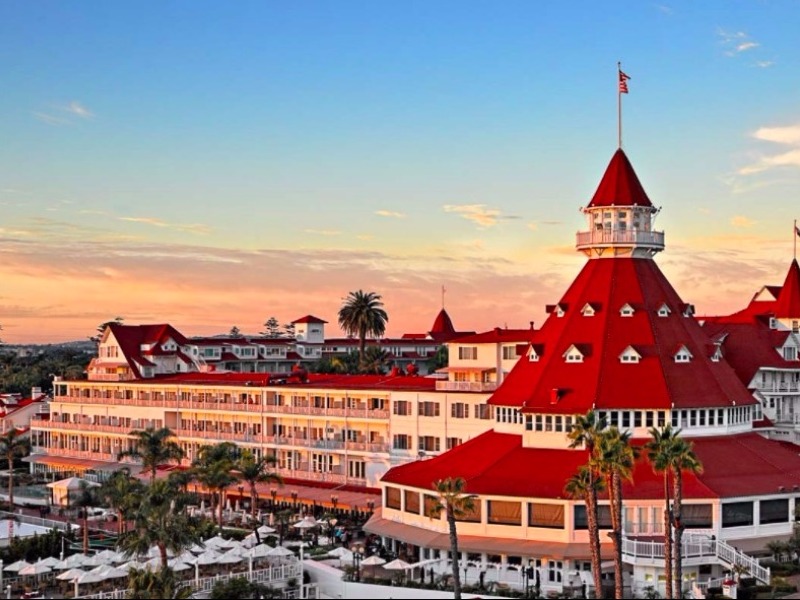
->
left=618, top=62, right=630, bottom=149
left=794, top=219, right=798, bottom=261
left=441, top=284, right=447, bottom=309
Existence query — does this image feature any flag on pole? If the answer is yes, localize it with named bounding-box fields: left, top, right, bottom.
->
left=619, top=69, right=630, bottom=94
left=795, top=224, right=800, bottom=237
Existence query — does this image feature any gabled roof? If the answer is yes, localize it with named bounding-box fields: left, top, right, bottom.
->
left=382, top=430, right=800, bottom=500
left=775, top=259, right=800, bottom=318
left=702, top=321, right=792, bottom=385
left=489, top=258, right=755, bottom=413
left=292, top=315, right=328, bottom=324
left=587, top=149, right=653, bottom=208
left=105, top=324, right=190, bottom=378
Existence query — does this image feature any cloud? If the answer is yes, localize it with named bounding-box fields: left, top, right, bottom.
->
left=32, top=100, right=94, bottom=126
left=754, top=60, right=774, bottom=68
left=118, top=216, right=211, bottom=235
left=654, top=4, right=672, bottom=15
left=303, top=229, right=341, bottom=236
left=32, top=112, right=70, bottom=126
left=442, top=204, right=520, bottom=228
left=736, top=123, right=800, bottom=177
left=65, top=101, right=92, bottom=119
left=718, top=29, right=760, bottom=56
left=375, top=210, right=406, bottom=219
left=730, top=215, right=757, bottom=228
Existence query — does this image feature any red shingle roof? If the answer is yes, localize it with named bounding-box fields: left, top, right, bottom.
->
left=429, top=309, right=474, bottom=342
left=450, top=327, right=537, bottom=345
left=775, top=259, right=800, bottom=318
left=489, top=258, right=755, bottom=412
left=587, top=149, right=653, bottom=208
left=105, top=324, right=189, bottom=378
left=382, top=430, right=800, bottom=500
left=292, top=315, right=328, bottom=324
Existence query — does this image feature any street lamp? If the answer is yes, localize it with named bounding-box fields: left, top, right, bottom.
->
left=352, top=543, right=365, bottom=582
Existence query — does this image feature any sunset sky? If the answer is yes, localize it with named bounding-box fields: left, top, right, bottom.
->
left=2, top=1, right=800, bottom=343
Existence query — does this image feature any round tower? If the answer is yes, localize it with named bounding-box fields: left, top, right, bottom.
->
left=576, top=149, right=664, bottom=258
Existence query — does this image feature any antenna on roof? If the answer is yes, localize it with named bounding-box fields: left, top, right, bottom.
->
left=441, top=285, right=447, bottom=310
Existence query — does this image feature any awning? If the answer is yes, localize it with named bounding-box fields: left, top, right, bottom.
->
left=364, top=510, right=612, bottom=560
left=24, top=455, right=142, bottom=474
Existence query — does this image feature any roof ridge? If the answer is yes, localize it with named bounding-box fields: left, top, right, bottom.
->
left=593, top=259, right=618, bottom=410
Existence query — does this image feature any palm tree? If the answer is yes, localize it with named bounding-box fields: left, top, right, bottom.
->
left=100, top=468, right=146, bottom=535
left=127, top=565, right=192, bottom=599
left=0, top=428, right=30, bottom=509
left=565, top=466, right=605, bottom=598
left=645, top=425, right=678, bottom=600
left=668, top=435, right=703, bottom=595
left=73, top=480, right=100, bottom=554
left=193, top=442, right=238, bottom=525
left=567, top=410, right=607, bottom=597
left=428, top=477, right=476, bottom=600
left=595, top=427, right=639, bottom=599
left=119, top=478, right=202, bottom=569
left=118, top=427, right=185, bottom=483
left=337, top=290, right=388, bottom=369
left=236, top=450, right=283, bottom=522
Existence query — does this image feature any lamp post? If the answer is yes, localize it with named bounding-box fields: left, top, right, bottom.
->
left=352, top=543, right=365, bottom=582
left=270, top=488, right=277, bottom=509
left=331, top=494, right=338, bottom=512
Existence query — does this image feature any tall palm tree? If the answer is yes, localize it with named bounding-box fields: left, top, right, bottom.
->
left=100, top=468, right=146, bottom=535
left=236, top=450, right=283, bottom=522
left=645, top=425, right=678, bottom=600
left=565, top=466, right=605, bottom=598
left=193, top=442, right=238, bottom=525
left=119, top=478, right=202, bottom=569
left=337, top=290, right=388, bottom=369
left=118, top=427, right=185, bottom=483
left=668, top=435, right=703, bottom=596
left=428, top=477, right=476, bottom=600
left=595, top=427, right=639, bottom=599
left=0, top=428, right=30, bottom=509
left=567, top=410, right=607, bottom=597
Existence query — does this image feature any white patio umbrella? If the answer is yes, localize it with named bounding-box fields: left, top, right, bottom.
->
left=188, top=542, right=206, bottom=554
left=74, top=570, right=108, bottom=597
left=169, top=560, right=192, bottom=572
left=257, top=524, right=277, bottom=536
left=193, top=550, right=222, bottom=566
left=327, top=546, right=352, bottom=558
left=4, top=559, right=31, bottom=572
left=94, top=549, right=122, bottom=563
left=37, top=556, right=62, bottom=568
left=361, top=554, right=386, bottom=579
left=292, top=516, right=317, bottom=531
left=81, top=553, right=107, bottom=568
left=203, top=535, right=237, bottom=550
left=217, top=550, right=244, bottom=565
left=245, top=544, right=272, bottom=559
left=265, top=546, right=294, bottom=558
left=103, top=566, right=129, bottom=579
left=56, top=567, right=86, bottom=581
left=19, top=562, right=53, bottom=576
left=241, top=533, right=257, bottom=548
left=383, top=558, right=413, bottom=571
left=61, top=553, right=89, bottom=569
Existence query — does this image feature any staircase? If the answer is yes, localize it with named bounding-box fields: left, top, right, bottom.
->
left=622, top=534, right=770, bottom=585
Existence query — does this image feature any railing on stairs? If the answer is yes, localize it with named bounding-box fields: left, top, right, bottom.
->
left=715, top=538, right=770, bottom=584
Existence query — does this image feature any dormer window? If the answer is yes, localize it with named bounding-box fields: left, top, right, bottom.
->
left=674, top=345, right=693, bottom=363
left=657, top=303, right=671, bottom=317
left=682, top=304, right=695, bottom=318
left=770, top=318, right=778, bottom=329
left=563, top=344, right=584, bottom=363
left=782, top=346, right=798, bottom=361
left=528, top=346, right=541, bottom=362
left=620, top=304, right=635, bottom=317
left=710, top=345, right=723, bottom=363
left=619, top=346, right=641, bottom=364
left=581, top=303, right=596, bottom=317
left=555, top=305, right=566, bottom=318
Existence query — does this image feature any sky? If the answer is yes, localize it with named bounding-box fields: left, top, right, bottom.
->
left=2, top=1, right=800, bottom=343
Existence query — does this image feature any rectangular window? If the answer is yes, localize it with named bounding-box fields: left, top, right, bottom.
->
left=385, top=487, right=401, bottom=510
left=502, top=346, right=517, bottom=360
left=446, top=437, right=462, bottom=450
left=634, top=412, right=642, bottom=428
left=760, top=499, right=789, bottom=525
left=392, top=401, right=411, bottom=416
left=657, top=411, right=666, bottom=427
left=621, top=412, right=630, bottom=428
left=404, top=490, right=421, bottom=515
left=348, top=460, right=365, bottom=479
left=645, top=411, right=654, bottom=427
left=488, top=500, right=521, bottom=525
left=722, top=501, right=754, bottom=527
left=458, top=346, right=478, bottom=360
left=418, top=401, right=441, bottom=417
left=682, top=504, right=713, bottom=529
left=475, top=404, right=492, bottom=420
left=423, top=494, right=438, bottom=518
left=451, top=403, right=469, bottom=419
left=455, top=499, right=482, bottom=523
left=574, top=505, right=613, bottom=530
left=392, top=434, right=411, bottom=450
left=528, top=503, right=565, bottom=529
left=418, top=436, right=440, bottom=452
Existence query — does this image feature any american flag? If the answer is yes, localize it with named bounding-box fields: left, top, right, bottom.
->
left=619, top=70, right=630, bottom=94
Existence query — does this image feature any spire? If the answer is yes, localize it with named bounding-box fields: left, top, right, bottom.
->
left=430, top=309, right=455, bottom=338
left=774, top=259, right=800, bottom=318
left=587, top=149, right=653, bottom=209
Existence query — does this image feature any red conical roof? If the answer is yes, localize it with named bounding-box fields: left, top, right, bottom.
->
left=489, top=258, right=754, bottom=413
left=774, top=259, right=800, bottom=318
left=429, top=308, right=456, bottom=340
left=587, top=149, right=653, bottom=208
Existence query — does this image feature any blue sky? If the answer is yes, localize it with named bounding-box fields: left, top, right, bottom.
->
left=2, top=1, right=800, bottom=342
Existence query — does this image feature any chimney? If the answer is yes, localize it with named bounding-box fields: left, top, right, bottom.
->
left=529, top=321, right=535, bottom=330
left=550, top=388, right=561, bottom=404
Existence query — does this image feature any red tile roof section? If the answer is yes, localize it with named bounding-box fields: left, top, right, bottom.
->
left=292, top=315, right=328, bottom=324
left=587, top=149, right=653, bottom=208
left=489, top=258, right=755, bottom=413
left=429, top=308, right=474, bottom=342
left=449, top=327, right=537, bottom=345
left=383, top=430, right=800, bottom=500
left=106, top=323, right=189, bottom=378
left=775, top=259, right=800, bottom=318
left=702, top=321, right=790, bottom=386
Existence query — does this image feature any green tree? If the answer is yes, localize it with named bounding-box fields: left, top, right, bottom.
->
left=118, top=427, right=185, bottom=483
left=282, top=322, right=296, bottom=338
left=427, top=345, right=448, bottom=372
left=360, top=346, right=391, bottom=374
left=595, top=427, right=638, bottom=599
left=565, top=466, right=606, bottom=599
left=73, top=480, right=100, bottom=554
left=667, top=434, right=702, bottom=595
left=567, top=410, right=607, bottom=597
left=229, top=326, right=243, bottom=338
left=100, top=468, right=145, bottom=535
left=337, top=290, right=388, bottom=370
left=126, top=565, right=192, bottom=599
left=261, top=317, right=281, bottom=338
left=236, top=449, right=283, bottom=522
left=210, top=576, right=278, bottom=599
left=89, top=316, right=124, bottom=345
left=0, top=429, right=30, bottom=508
left=428, top=477, right=476, bottom=600
left=193, top=442, right=238, bottom=525
left=119, top=479, right=202, bottom=569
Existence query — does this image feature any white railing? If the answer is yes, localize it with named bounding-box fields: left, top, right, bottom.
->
left=759, top=382, right=800, bottom=394
left=716, top=538, right=770, bottom=583
left=576, top=229, right=665, bottom=248
left=692, top=576, right=727, bottom=599
left=435, top=381, right=498, bottom=392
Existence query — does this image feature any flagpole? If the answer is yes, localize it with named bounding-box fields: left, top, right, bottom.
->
left=794, top=219, right=797, bottom=261
left=617, top=62, right=622, bottom=149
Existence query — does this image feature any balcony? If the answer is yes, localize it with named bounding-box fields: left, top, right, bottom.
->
left=759, top=382, right=800, bottom=394
left=30, top=418, right=134, bottom=435
left=436, top=381, right=498, bottom=392
left=575, top=229, right=665, bottom=250
left=265, top=404, right=389, bottom=419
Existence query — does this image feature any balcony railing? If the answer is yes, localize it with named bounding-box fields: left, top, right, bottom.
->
left=576, top=229, right=665, bottom=249
left=759, top=382, right=800, bottom=394
left=435, top=381, right=497, bottom=392
left=30, top=419, right=135, bottom=435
